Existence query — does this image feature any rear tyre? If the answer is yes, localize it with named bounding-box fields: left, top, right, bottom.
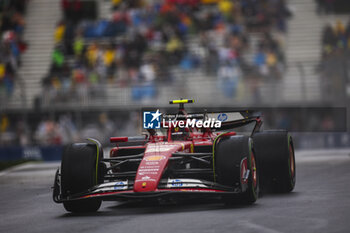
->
left=215, top=136, right=258, bottom=205
left=253, top=130, right=295, bottom=193
left=61, top=142, right=103, bottom=213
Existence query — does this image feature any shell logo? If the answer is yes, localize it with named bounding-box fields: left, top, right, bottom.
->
left=144, top=155, right=166, bottom=161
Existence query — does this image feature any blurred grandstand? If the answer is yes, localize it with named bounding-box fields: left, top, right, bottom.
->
left=0, top=0, right=349, bottom=151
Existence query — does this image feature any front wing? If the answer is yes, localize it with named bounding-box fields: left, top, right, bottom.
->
left=53, top=176, right=242, bottom=203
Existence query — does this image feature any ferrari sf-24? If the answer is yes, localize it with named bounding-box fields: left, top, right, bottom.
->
left=53, top=99, right=296, bottom=212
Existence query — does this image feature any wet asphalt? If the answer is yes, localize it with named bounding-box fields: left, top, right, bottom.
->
left=0, top=149, right=350, bottom=233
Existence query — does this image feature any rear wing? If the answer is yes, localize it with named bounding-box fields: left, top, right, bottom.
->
left=162, top=110, right=261, bottom=129
left=204, top=111, right=262, bottom=132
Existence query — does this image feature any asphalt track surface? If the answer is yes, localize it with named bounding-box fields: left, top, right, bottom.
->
left=1, top=149, right=350, bottom=233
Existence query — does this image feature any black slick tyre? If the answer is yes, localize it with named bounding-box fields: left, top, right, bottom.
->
left=253, top=130, right=295, bottom=193
left=61, top=142, right=103, bottom=213
left=215, top=135, right=258, bottom=204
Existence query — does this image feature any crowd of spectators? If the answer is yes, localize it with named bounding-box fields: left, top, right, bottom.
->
left=319, top=19, right=350, bottom=101
left=0, top=112, right=139, bottom=146
left=321, top=20, right=350, bottom=58
left=42, top=0, right=291, bottom=103
left=0, top=0, right=28, bottom=98
left=33, top=112, right=120, bottom=146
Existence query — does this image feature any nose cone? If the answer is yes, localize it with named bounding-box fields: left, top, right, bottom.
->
left=133, top=143, right=185, bottom=192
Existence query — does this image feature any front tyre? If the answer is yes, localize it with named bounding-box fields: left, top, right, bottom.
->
left=215, top=136, right=258, bottom=204
left=61, top=141, right=103, bottom=212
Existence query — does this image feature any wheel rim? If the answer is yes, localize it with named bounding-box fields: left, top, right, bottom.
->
left=289, top=145, right=295, bottom=177
left=251, top=152, right=257, bottom=188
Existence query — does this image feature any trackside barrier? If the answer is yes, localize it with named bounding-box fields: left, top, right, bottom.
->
left=0, top=146, right=63, bottom=161
left=0, top=146, right=112, bottom=161
left=291, top=133, right=350, bottom=150
left=0, top=133, right=349, bottom=161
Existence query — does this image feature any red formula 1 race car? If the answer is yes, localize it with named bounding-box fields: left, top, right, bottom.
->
left=53, top=99, right=296, bottom=213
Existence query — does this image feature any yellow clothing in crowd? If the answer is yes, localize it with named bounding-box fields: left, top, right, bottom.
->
left=86, top=44, right=98, bottom=66
left=0, top=115, right=9, bottom=132
left=54, top=24, right=66, bottom=44
left=335, top=20, right=345, bottom=35
left=112, top=0, right=122, bottom=7
left=104, top=50, right=115, bottom=66
left=166, top=37, right=183, bottom=53
left=0, top=64, right=5, bottom=79
left=266, top=52, right=277, bottom=66
left=218, top=0, right=233, bottom=14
